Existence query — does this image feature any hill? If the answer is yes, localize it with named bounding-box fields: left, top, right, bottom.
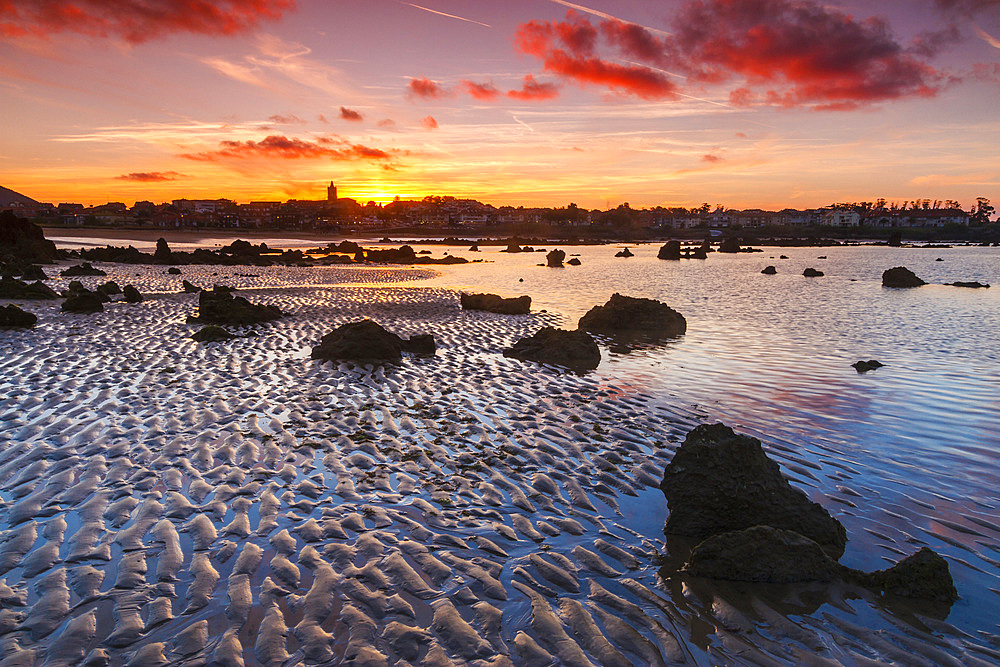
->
left=0, top=186, right=39, bottom=208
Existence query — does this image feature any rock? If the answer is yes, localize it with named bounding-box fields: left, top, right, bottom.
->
left=779, top=254, right=789, bottom=259
left=803, top=268, right=824, bottom=277
left=0, top=276, right=58, bottom=299
left=888, top=231, right=902, bottom=247
left=660, top=423, right=847, bottom=558
left=882, top=266, right=925, bottom=288
left=62, top=290, right=105, bottom=314
left=718, top=238, right=741, bottom=253
left=545, top=249, right=565, bottom=267
left=861, top=547, right=958, bottom=602
left=364, top=245, right=417, bottom=264
left=97, top=281, right=122, bottom=296
left=20, top=265, right=47, bottom=281
left=460, top=293, right=531, bottom=315
left=0, top=210, right=58, bottom=263
left=153, top=238, right=173, bottom=263
left=567, top=257, right=581, bottom=266
left=683, top=526, right=843, bottom=583
left=182, top=280, right=201, bottom=293
left=761, top=266, right=777, bottom=275
left=948, top=281, right=989, bottom=288
left=935, top=257, right=944, bottom=261
left=469, top=244, right=480, bottom=252
left=852, top=359, right=883, bottom=372
left=657, top=241, right=681, bottom=260
left=123, top=285, right=143, bottom=303
left=0, top=304, right=37, bottom=328
left=614, top=247, right=634, bottom=258
left=61, top=263, right=107, bottom=277
left=190, top=287, right=282, bottom=325
left=311, top=319, right=433, bottom=364
left=191, top=325, right=235, bottom=342
left=501, top=243, right=526, bottom=253
left=167, top=267, right=181, bottom=275
left=503, top=327, right=600, bottom=371
left=578, top=293, right=686, bottom=339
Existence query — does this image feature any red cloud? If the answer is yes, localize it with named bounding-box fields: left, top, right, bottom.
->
left=515, top=3, right=947, bottom=109
left=339, top=107, right=363, bottom=121
left=0, top=0, right=295, bottom=43
left=115, top=171, right=184, bottom=182
left=407, top=76, right=450, bottom=99
left=179, top=135, right=393, bottom=161
left=268, top=114, right=305, bottom=124
left=460, top=80, right=500, bottom=101
left=421, top=116, right=438, bottom=129
left=701, top=154, right=723, bottom=163
left=507, top=74, right=560, bottom=101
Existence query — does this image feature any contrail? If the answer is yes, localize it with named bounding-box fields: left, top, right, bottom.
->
left=974, top=25, right=1000, bottom=49
left=546, top=0, right=671, bottom=36
left=405, top=3, right=491, bottom=28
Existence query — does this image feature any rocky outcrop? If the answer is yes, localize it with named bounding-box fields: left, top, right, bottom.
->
left=364, top=245, right=417, bottom=264
left=803, top=268, right=824, bottom=277
left=852, top=359, right=884, bottom=372
left=460, top=293, right=531, bottom=315
left=614, top=247, right=634, bottom=258
left=545, top=249, right=565, bottom=267
left=683, top=526, right=843, bottom=583
left=660, top=423, right=847, bottom=558
left=61, top=289, right=105, bottom=314
left=761, top=266, right=777, bottom=275
left=718, top=238, right=741, bottom=253
left=503, top=327, right=600, bottom=371
left=191, top=325, right=236, bottom=342
left=182, top=280, right=201, bottom=294
left=0, top=211, right=58, bottom=264
left=882, top=266, right=925, bottom=288
left=657, top=241, right=681, bottom=260
left=0, top=276, right=58, bottom=299
left=153, top=238, right=173, bottom=263
left=189, top=287, right=282, bottom=325
left=61, top=263, right=107, bottom=277
left=578, top=293, right=686, bottom=339
left=0, top=304, right=37, bottom=328
left=311, top=319, right=434, bottom=364
left=123, top=285, right=143, bottom=303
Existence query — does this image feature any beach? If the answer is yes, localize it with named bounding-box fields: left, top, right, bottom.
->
left=1, top=242, right=999, bottom=665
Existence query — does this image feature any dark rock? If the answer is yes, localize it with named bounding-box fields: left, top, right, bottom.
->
left=718, top=238, right=741, bottom=253
left=860, top=547, right=958, bottom=602
left=761, top=266, right=777, bottom=275
left=660, top=423, right=847, bottom=558
left=61, top=290, right=105, bottom=314
left=311, top=319, right=432, bottom=364
left=803, top=268, right=824, bottom=277
left=0, top=211, right=58, bottom=264
left=153, top=238, right=173, bottom=262
left=888, top=231, right=902, bottom=247
left=460, top=292, right=531, bottom=315
left=0, top=304, right=37, bottom=328
left=469, top=244, right=480, bottom=252
left=567, top=257, right=582, bottom=266
left=61, top=263, right=107, bottom=277
left=191, top=325, right=236, bottom=342
left=123, top=285, right=143, bottom=303
left=364, top=245, right=417, bottom=264
left=882, top=266, right=925, bottom=288
left=190, top=287, right=282, bottom=325
left=413, top=254, right=469, bottom=265
left=852, top=359, right=884, bottom=372
left=948, top=281, right=989, bottom=288
left=20, top=265, right=47, bottom=281
left=935, top=258, right=943, bottom=262
left=614, top=247, right=634, bottom=258
left=546, top=249, right=565, bottom=267
left=578, top=293, right=686, bottom=339
left=503, top=327, right=600, bottom=371
left=182, top=280, right=201, bottom=293
left=167, top=267, right=181, bottom=275
left=97, top=281, right=122, bottom=296
left=500, top=243, right=526, bottom=253
left=685, top=245, right=708, bottom=259
left=779, top=254, right=789, bottom=259
left=657, top=241, right=681, bottom=260
left=817, top=255, right=827, bottom=259
left=326, top=240, right=363, bottom=255
left=683, top=526, right=843, bottom=583
left=0, top=276, right=58, bottom=299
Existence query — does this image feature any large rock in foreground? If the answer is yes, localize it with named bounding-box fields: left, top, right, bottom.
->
left=503, top=327, right=600, bottom=371
left=660, top=423, right=847, bottom=558
left=190, top=287, right=282, bottom=325
left=311, top=319, right=435, bottom=364
left=683, top=526, right=843, bottom=583
left=882, top=266, right=925, bottom=288
left=0, top=304, right=37, bottom=328
left=0, top=211, right=58, bottom=264
left=578, top=293, right=686, bottom=339
left=460, top=293, right=531, bottom=315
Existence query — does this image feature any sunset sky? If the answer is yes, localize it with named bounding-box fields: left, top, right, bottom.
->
left=1, top=0, right=999, bottom=210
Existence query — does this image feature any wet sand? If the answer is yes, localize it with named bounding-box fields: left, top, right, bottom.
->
left=1, top=261, right=999, bottom=666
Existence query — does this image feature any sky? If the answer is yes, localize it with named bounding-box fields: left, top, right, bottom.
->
left=1, top=0, right=999, bottom=210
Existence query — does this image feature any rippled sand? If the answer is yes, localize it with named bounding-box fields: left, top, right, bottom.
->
left=1, top=262, right=999, bottom=666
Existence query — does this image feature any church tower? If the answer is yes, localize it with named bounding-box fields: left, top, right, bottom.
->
left=327, top=182, right=338, bottom=202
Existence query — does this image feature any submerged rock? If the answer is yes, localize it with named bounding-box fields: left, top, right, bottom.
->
left=578, top=293, right=686, bottom=339
left=803, top=268, right=824, bottom=277
left=882, top=266, right=925, bottom=288
left=503, top=327, right=600, bottom=371
left=311, top=319, right=434, bottom=364
left=852, top=359, right=884, bottom=372
left=122, top=285, right=143, bottom=303
left=61, top=263, right=107, bottom=277
left=0, top=276, right=58, bottom=300
left=657, top=241, right=681, bottom=260
left=0, top=304, right=37, bottom=328
left=61, top=290, right=105, bottom=314
left=761, top=265, right=777, bottom=275
left=948, top=281, right=989, bottom=288
left=460, top=292, right=531, bottom=315
left=683, top=526, right=843, bottom=583
left=190, top=287, right=282, bottom=325
left=660, top=423, right=847, bottom=558
left=545, top=249, right=565, bottom=267
left=191, top=325, right=236, bottom=343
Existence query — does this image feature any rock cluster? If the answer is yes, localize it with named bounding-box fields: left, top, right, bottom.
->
left=0, top=276, right=58, bottom=300
left=61, top=263, right=107, bottom=277
left=0, top=304, right=37, bottom=328
left=578, top=293, right=686, bottom=339
left=949, top=281, right=989, bottom=288
left=545, top=249, right=565, bottom=267
left=311, top=319, right=435, bottom=364
left=460, top=293, right=531, bottom=315
left=189, top=287, right=283, bottom=325
left=882, top=266, right=925, bottom=288
left=718, top=238, right=741, bottom=253
left=502, top=327, right=600, bottom=371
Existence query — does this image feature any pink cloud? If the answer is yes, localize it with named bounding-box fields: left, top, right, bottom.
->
left=460, top=80, right=500, bottom=101
left=421, top=116, right=438, bottom=129
left=179, top=134, right=393, bottom=161
left=506, top=74, right=560, bottom=101
left=407, top=76, right=450, bottom=99
left=339, top=106, right=363, bottom=121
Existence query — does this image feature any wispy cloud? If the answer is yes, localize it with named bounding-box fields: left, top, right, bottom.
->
left=404, top=2, right=490, bottom=28
left=545, top=0, right=670, bottom=37
left=179, top=134, right=397, bottom=162
left=115, top=171, right=184, bottom=182
left=974, top=25, right=1000, bottom=49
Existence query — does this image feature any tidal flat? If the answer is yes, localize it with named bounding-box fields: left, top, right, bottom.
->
left=1, top=243, right=999, bottom=665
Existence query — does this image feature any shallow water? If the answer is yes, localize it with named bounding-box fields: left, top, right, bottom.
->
left=0, top=241, right=998, bottom=665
